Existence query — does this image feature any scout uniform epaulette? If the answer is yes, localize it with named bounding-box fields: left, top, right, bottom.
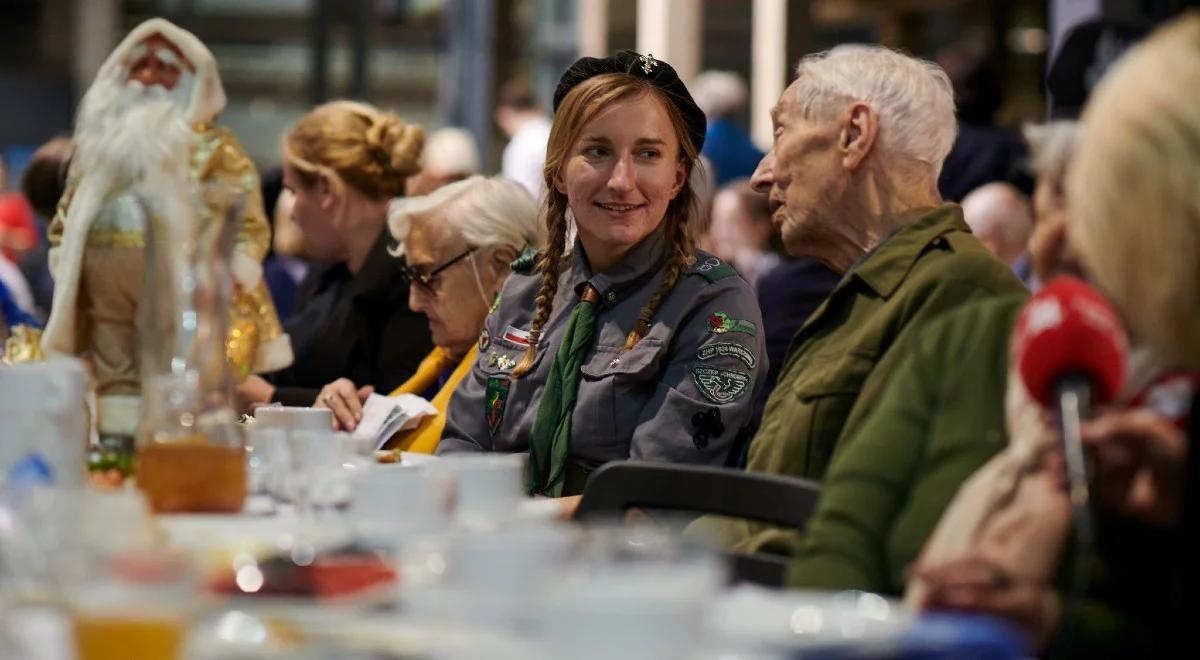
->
left=689, top=256, right=738, bottom=283
left=510, top=247, right=539, bottom=274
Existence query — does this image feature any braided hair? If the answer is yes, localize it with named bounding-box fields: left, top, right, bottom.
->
left=512, top=73, right=702, bottom=377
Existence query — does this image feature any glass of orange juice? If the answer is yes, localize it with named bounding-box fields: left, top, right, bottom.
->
left=70, top=550, right=196, bottom=660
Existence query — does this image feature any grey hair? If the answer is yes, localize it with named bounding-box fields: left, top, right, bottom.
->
left=1022, top=121, right=1077, bottom=181
left=421, top=126, right=481, bottom=176
left=792, top=44, right=957, bottom=178
left=690, top=70, right=748, bottom=119
left=387, top=175, right=542, bottom=256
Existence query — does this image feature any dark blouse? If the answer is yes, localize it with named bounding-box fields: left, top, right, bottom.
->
left=265, top=227, right=433, bottom=406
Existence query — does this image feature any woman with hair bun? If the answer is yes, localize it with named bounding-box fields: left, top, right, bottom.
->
left=238, top=100, right=433, bottom=410
left=439, top=52, right=767, bottom=499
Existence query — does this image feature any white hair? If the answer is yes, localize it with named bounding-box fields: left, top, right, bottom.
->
left=690, top=70, right=748, bottom=119
left=792, top=44, right=957, bottom=177
left=422, top=127, right=481, bottom=177
left=1022, top=121, right=1077, bottom=181
left=388, top=175, right=542, bottom=256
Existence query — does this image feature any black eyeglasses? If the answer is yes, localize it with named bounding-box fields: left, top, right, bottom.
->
left=400, top=248, right=477, bottom=292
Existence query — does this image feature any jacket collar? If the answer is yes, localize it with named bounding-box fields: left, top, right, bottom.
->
left=847, top=204, right=969, bottom=299
left=566, top=224, right=667, bottom=307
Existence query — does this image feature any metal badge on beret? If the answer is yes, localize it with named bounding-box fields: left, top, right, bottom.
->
left=552, top=49, right=707, bottom=153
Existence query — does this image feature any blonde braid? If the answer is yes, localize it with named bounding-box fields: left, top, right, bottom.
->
left=622, top=197, right=697, bottom=350
left=511, top=201, right=569, bottom=378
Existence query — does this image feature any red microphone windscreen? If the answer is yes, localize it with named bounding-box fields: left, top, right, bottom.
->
left=1011, top=276, right=1128, bottom=408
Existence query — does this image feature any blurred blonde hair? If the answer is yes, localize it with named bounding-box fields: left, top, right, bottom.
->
left=282, top=100, right=424, bottom=201
left=1068, top=12, right=1200, bottom=368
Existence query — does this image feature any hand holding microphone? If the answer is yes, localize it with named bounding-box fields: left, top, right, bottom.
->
left=1011, top=276, right=1129, bottom=543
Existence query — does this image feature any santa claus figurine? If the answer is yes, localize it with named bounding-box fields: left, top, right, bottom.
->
left=43, top=18, right=291, bottom=440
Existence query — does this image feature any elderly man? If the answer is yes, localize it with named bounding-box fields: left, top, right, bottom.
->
left=43, top=18, right=290, bottom=439
left=707, top=45, right=1025, bottom=555
left=961, top=182, right=1034, bottom=282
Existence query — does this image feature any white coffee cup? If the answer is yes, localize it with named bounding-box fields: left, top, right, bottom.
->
left=436, top=454, right=526, bottom=528
left=352, top=467, right=447, bottom=543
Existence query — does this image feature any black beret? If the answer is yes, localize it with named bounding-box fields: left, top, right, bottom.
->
left=553, top=50, right=707, bottom=154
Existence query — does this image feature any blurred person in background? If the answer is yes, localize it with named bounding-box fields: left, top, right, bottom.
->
left=703, top=179, right=779, bottom=285
left=699, top=44, right=1024, bottom=555
left=1023, top=121, right=1078, bottom=292
left=18, top=135, right=73, bottom=315
left=440, top=51, right=767, bottom=500
left=495, top=80, right=552, bottom=199
left=267, top=187, right=311, bottom=317
left=936, top=42, right=1029, bottom=202
left=238, top=100, right=433, bottom=410
left=43, top=18, right=291, bottom=439
left=316, top=176, right=540, bottom=451
left=405, top=126, right=482, bottom=196
left=691, top=70, right=764, bottom=186
left=256, top=167, right=302, bottom=322
left=961, top=181, right=1034, bottom=283
left=0, top=154, right=37, bottom=318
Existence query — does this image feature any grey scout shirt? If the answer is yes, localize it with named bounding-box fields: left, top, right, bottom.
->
left=438, top=226, right=768, bottom=480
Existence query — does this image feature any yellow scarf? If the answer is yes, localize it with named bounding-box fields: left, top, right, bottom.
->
left=385, top=346, right=475, bottom=453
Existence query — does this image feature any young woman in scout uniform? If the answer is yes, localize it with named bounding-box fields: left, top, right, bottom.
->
left=438, top=51, right=767, bottom=497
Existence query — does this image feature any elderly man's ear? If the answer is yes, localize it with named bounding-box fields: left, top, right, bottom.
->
left=839, top=103, right=878, bottom=172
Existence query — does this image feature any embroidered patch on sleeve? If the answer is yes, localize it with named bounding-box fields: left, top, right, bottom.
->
left=696, top=342, right=757, bottom=369
left=478, top=329, right=491, bottom=352
left=691, top=366, right=751, bottom=404
left=706, top=312, right=757, bottom=336
left=485, top=376, right=511, bottom=436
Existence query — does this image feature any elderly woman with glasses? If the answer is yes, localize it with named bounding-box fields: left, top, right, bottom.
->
left=315, top=176, right=541, bottom=453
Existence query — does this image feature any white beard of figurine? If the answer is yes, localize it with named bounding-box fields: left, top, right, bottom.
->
left=72, top=72, right=196, bottom=215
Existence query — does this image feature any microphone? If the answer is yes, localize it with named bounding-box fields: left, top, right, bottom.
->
left=1011, top=276, right=1128, bottom=543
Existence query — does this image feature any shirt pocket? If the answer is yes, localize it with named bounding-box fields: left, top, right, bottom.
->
left=576, top=339, right=665, bottom=455
left=787, top=353, right=875, bottom=478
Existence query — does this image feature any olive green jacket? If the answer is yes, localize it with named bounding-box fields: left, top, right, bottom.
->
left=787, top=294, right=1027, bottom=592
left=713, top=204, right=1026, bottom=554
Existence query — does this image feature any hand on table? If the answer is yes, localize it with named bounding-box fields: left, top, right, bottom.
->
left=314, top=378, right=375, bottom=431
left=1081, top=407, right=1187, bottom=527
left=915, top=554, right=1060, bottom=650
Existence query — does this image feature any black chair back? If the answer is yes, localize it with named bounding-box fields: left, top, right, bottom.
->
left=574, top=461, right=821, bottom=587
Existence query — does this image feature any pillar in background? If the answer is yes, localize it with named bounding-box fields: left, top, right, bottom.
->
left=636, top=0, right=700, bottom=82
left=751, top=0, right=787, bottom=150
left=441, top=0, right=498, bottom=166
left=579, top=0, right=609, bottom=57
left=72, top=0, right=119, bottom=97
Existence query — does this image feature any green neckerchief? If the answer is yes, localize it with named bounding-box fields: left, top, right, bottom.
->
left=527, top=283, right=600, bottom=497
